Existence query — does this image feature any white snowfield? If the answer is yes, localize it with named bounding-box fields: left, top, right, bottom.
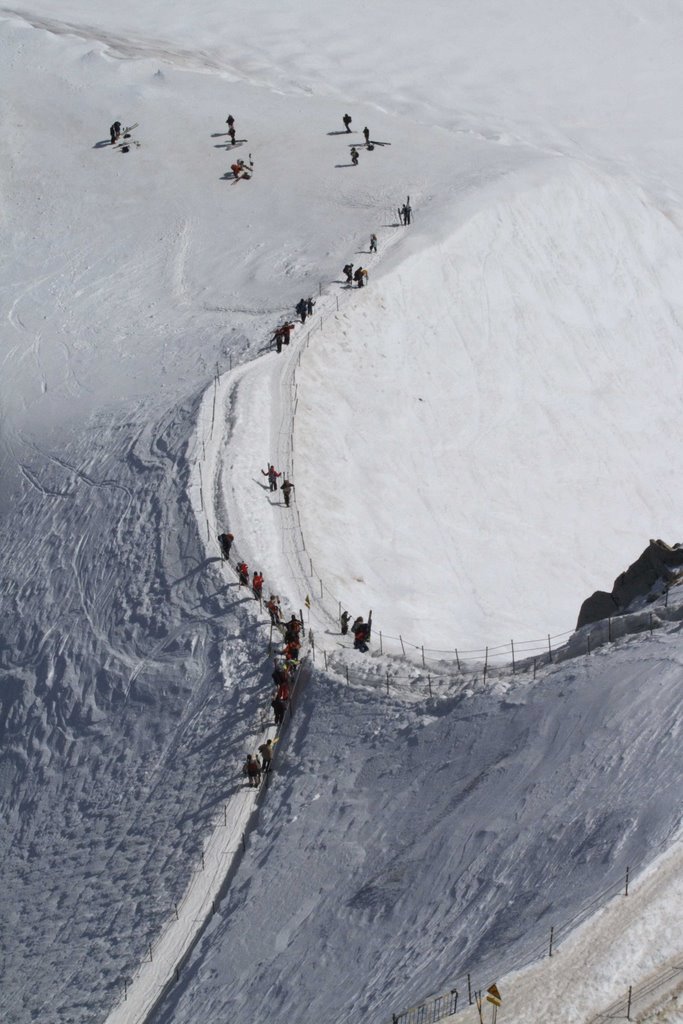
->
left=2, top=1, right=683, bottom=1023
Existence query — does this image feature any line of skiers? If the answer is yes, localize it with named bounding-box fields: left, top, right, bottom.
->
left=242, top=611, right=304, bottom=786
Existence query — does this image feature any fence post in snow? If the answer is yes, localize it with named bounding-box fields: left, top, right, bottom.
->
left=309, top=557, right=313, bottom=577
left=608, top=617, right=612, bottom=642
left=346, top=665, right=350, bottom=685
left=483, top=646, right=488, bottom=684
left=174, top=901, right=179, bottom=920
left=175, top=966, right=180, bottom=982
left=201, top=851, right=205, bottom=871
left=665, top=586, right=669, bottom=608
left=547, top=634, right=552, bottom=663
left=400, top=635, right=406, bottom=656
left=428, top=675, right=432, bottom=697
left=548, top=925, right=554, bottom=957
left=627, top=985, right=633, bottom=1021
left=319, top=281, right=322, bottom=296
left=324, top=650, right=328, bottom=669
left=467, top=973, right=472, bottom=1005
left=379, top=630, right=383, bottom=654
left=511, top=639, right=515, bottom=674
left=224, top=804, right=227, bottom=826
left=319, top=578, right=323, bottom=599
left=421, top=645, right=425, bottom=668
left=625, top=866, right=630, bottom=896
left=533, top=656, right=537, bottom=679
left=148, top=943, right=153, bottom=963
left=124, top=981, right=128, bottom=1002
left=386, top=671, right=390, bottom=696
left=587, top=633, right=591, bottom=655
left=649, top=612, right=653, bottom=635
left=455, top=648, right=460, bottom=671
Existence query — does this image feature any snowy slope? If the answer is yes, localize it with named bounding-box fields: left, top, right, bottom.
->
left=2, top=2, right=683, bottom=1023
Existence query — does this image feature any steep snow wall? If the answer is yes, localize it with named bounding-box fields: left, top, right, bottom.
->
left=295, top=161, right=683, bottom=649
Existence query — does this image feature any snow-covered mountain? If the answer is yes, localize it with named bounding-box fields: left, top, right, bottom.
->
left=1, top=2, right=682, bottom=1022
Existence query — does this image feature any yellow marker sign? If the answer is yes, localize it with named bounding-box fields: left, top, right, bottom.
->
left=486, top=984, right=502, bottom=1007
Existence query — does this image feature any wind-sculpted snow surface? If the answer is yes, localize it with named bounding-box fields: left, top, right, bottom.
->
left=156, top=635, right=683, bottom=1024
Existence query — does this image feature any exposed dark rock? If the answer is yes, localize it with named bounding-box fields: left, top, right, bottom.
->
left=577, top=539, right=683, bottom=628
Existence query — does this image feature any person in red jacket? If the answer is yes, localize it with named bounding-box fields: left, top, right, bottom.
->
left=262, top=464, right=281, bottom=492
left=252, top=571, right=264, bottom=598
left=277, top=679, right=290, bottom=702
left=236, top=561, right=249, bottom=586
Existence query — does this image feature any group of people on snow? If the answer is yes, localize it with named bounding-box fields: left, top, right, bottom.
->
left=261, top=463, right=295, bottom=506
left=271, top=321, right=295, bottom=353
left=295, top=297, right=316, bottom=323
left=340, top=610, right=373, bottom=652
left=342, top=264, right=369, bottom=288
left=243, top=738, right=277, bottom=787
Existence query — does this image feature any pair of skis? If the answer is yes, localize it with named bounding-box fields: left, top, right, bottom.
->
left=115, top=123, right=140, bottom=151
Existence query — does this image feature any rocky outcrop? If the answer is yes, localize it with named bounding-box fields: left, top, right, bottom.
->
left=577, top=539, right=683, bottom=628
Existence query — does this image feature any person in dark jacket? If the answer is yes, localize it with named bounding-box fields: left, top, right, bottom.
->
left=272, top=695, right=286, bottom=725
left=343, top=263, right=354, bottom=284
left=350, top=146, right=359, bottom=166
left=218, top=532, right=234, bottom=559
left=281, top=479, right=295, bottom=507
left=363, top=126, right=370, bottom=144
left=343, top=113, right=352, bottom=132
left=296, top=298, right=307, bottom=323
left=110, top=121, right=122, bottom=144
left=340, top=610, right=351, bottom=635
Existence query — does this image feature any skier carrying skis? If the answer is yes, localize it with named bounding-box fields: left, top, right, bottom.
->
left=262, top=462, right=281, bottom=491
left=343, top=113, right=352, bottom=132
left=110, top=121, right=122, bottom=145
left=402, top=200, right=412, bottom=225
left=343, top=263, right=354, bottom=284
left=281, top=479, right=295, bottom=507
left=350, top=146, right=359, bottom=166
